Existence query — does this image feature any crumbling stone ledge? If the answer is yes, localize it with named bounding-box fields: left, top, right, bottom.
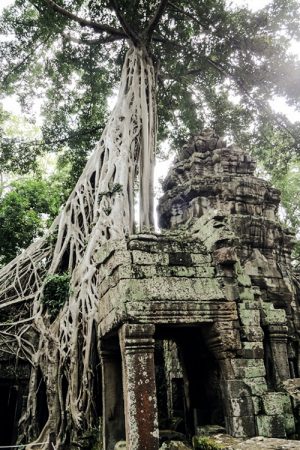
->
left=158, top=435, right=300, bottom=449
left=230, top=436, right=300, bottom=449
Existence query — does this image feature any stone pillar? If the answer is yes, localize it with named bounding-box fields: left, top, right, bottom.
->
left=268, top=325, right=290, bottom=386
left=119, top=323, right=159, bottom=450
left=206, top=324, right=256, bottom=438
left=101, top=344, right=125, bottom=450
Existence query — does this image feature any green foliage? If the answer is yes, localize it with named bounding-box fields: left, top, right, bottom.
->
left=42, top=272, right=70, bottom=318
left=269, top=162, right=300, bottom=264
left=0, top=176, right=67, bottom=265
left=272, top=163, right=300, bottom=229
left=1, top=0, right=300, bottom=186
left=0, top=108, right=42, bottom=175
left=192, top=436, right=224, bottom=450
left=293, top=241, right=300, bottom=267
left=1, top=0, right=300, bottom=249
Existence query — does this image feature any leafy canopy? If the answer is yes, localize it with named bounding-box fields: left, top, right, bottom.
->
left=1, top=0, right=300, bottom=260
left=1, top=0, right=300, bottom=184
left=0, top=175, right=67, bottom=265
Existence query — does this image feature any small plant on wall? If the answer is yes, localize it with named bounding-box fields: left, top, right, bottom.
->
left=193, top=436, right=225, bottom=450
left=42, top=272, right=71, bottom=318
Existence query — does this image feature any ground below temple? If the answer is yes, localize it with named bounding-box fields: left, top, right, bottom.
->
left=159, top=436, right=300, bottom=449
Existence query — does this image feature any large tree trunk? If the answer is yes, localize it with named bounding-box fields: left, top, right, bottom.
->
left=0, top=45, right=157, bottom=448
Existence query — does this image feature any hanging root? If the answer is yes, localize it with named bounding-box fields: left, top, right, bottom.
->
left=0, top=45, right=156, bottom=448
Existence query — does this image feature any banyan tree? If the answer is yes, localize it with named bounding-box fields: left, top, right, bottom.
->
left=0, top=0, right=300, bottom=447
left=0, top=1, right=170, bottom=446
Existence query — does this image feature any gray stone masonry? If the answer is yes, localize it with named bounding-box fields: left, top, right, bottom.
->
left=99, top=130, right=300, bottom=448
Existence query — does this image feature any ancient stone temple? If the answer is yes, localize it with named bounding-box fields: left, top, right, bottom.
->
left=1, top=130, right=300, bottom=449
left=98, top=130, right=300, bottom=448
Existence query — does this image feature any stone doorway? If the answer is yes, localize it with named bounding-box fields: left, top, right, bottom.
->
left=100, top=336, right=126, bottom=450
left=156, top=325, right=225, bottom=440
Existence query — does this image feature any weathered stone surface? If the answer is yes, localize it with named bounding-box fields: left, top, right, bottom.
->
left=283, top=378, right=300, bottom=401
left=156, top=130, right=300, bottom=442
left=55, top=131, right=298, bottom=448
left=239, top=342, right=264, bottom=359
left=243, top=378, right=268, bottom=396
left=227, top=396, right=255, bottom=417
left=232, top=436, right=300, bottom=449
left=261, top=393, right=292, bottom=416
left=196, top=425, right=227, bottom=435
left=119, top=324, right=159, bottom=450
left=197, top=433, right=243, bottom=449
left=159, top=430, right=187, bottom=444
left=225, top=415, right=256, bottom=437
left=193, top=435, right=300, bottom=450
left=159, top=441, right=192, bottom=450
left=256, top=415, right=287, bottom=438
left=230, top=359, right=266, bottom=379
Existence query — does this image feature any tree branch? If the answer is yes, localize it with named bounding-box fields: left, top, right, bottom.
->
left=40, top=1, right=186, bottom=48
left=1, top=33, right=51, bottom=87
left=2, top=125, right=105, bottom=149
left=41, top=0, right=126, bottom=38
left=168, top=1, right=208, bottom=31
left=109, top=0, right=140, bottom=45
left=44, top=125, right=105, bottom=145
left=158, top=46, right=297, bottom=144
left=146, top=0, right=169, bottom=42
left=62, top=32, right=123, bottom=46
left=205, top=57, right=298, bottom=142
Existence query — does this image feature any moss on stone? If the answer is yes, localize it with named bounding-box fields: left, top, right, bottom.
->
left=192, top=435, right=225, bottom=449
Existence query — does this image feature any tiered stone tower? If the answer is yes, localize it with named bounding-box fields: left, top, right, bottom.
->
left=158, top=129, right=300, bottom=439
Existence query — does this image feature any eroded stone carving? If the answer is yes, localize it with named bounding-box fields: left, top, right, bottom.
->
left=96, top=129, right=300, bottom=447
left=158, top=130, right=300, bottom=442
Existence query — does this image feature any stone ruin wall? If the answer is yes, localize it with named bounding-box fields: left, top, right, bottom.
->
left=158, top=129, right=300, bottom=439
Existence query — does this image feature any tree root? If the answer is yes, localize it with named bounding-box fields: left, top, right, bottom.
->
left=0, top=45, right=156, bottom=448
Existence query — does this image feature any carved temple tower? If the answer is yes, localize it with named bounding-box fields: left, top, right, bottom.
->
left=97, top=130, right=300, bottom=448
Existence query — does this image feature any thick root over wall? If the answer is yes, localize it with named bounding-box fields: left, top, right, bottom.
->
left=0, top=45, right=156, bottom=448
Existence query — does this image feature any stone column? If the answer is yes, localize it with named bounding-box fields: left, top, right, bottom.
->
left=119, top=323, right=159, bottom=450
left=101, top=344, right=125, bottom=450
left=206, top=323, right=256, bottom=438
left=268, top=325, right=290, bottom=386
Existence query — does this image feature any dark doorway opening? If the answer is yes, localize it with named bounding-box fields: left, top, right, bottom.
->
left=91, top=323, right=103, bottom=421
left=171, top=378, right=185, bottom=418
left=36, top=368, right=49, bottom=433
left=101, top=335, right=126, bottom=450
left=0, top=383, right=19, bottom=447
left=177, top=328, right=224, bottom=435
left=155, top=325, right=225, bottom=439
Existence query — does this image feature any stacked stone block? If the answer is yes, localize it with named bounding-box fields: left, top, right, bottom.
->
left=158, top=129, right=300, bottom=440
left=97, top=232, right=238, bottom=336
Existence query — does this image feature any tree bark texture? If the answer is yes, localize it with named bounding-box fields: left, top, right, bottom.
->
left=0, top=45, right=156, bottom=447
